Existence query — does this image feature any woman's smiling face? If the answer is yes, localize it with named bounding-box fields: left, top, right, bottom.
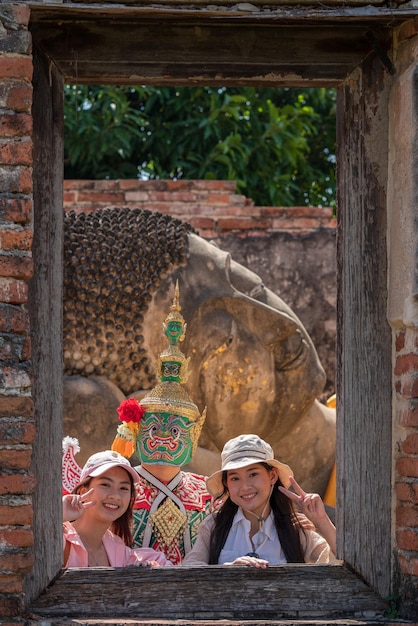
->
left=81, top=466, right=132, bottom=522
left=226, top=463, right=278, bottom=519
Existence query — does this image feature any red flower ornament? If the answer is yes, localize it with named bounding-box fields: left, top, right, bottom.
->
left=117, top=398, right=145, bottom=424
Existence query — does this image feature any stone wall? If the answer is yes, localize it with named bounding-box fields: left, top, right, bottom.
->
left=64, top=179, right=337, bottom=397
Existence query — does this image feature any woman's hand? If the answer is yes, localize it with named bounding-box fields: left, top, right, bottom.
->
left=63, top=488, right=95, bottom=522
left=279, top=477, right=336, bottom=554
left=225, top=555, right=269, bottom=568
left=279, top=477, right=327, bottom=526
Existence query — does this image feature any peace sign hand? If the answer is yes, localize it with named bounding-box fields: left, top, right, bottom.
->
left=279, top=476, right=327, bottom=527
left=63, top=488, right=96, bottom=522
left=279, top=477, right=336, bottom=554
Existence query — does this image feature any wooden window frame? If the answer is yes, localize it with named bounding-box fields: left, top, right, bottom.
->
left=27, top=4, right=399, bottom=616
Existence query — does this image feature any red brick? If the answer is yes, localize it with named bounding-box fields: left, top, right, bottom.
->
left=5, top=84, right=32, bottom=112
left=7, top=4, right=31, bottom=27
left=0, top=420, right=35, bottom=445
left=119, top=179, right=147, bottom=191
left=399, top=374, right=418, bottom=399
left=320, top=217, right=338, bottom=230
left=401, top=433, right=418, bottom=455
left=0, top=227, right=32, bottom=251
left=189, top=217, right=215, bottom=230
left=0, top=196, right=32, bottom=224
left=206, top=193, right=237, bottom=206
left=0, top=449, right=32, bottom=471
left=0, top=255, right=32, bottom=280
left=0, top=57, right=32, bottom=81
left=0, top=278, right=28, bottom=304
left=0, top=504, right=33, bottom=526
left=193, top=180, right=236, bottom=191
left=399, top=404, right=418, bottom=428
left=396, top=330, right=406, bottom=352
left=0, top=528, right=33, bottom=549
left=398, top=553, right=418, bottom=576
left=395, top=353, right=418, bottom=376
left=0, top=397, right=33, bottom=418
left=260, top=206, right=287, bottom=217
left=77, top=191, right=125, bottom=203
left=396, top=481, right=418, bottom=504
left=0, top=594, right=24, bottom=618
left=63, top=191, right=76, bottom=203
left=0, top=304, right=30, bottom=333
left=0, top=365, right=32, bottom=391
left=218, top=218, right=271, bottom=231
left=0, top=114, right=32, bottom=138
left=63, top=179, right=94, bottom=190
left=0, top=574, right=24, bottom=594
left=397, top=529, right=418, bottom=551
left=21, top=335, right=31, bottom=360
left=396, top=504, right=418, bottom=527
left=18, top=167, right=31, bottom=194
left=124, top=191, right=150, bottom=203
left=286, top=205, right=334, bottom=218
left=0, top=472, right=36, bottom=495
left=0, top=167, right=32, bottom=194
left=0, top=551, right=33, bottom=574
left=397, top=456, right=418, bottom=479
left=0, top=140, right=32, bottom=167
left=272, top=216, right=322, bottom=231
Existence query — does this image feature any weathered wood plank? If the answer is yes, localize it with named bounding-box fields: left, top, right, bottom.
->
left=336, top=45, right=393, bottom=598
left=26, top=41, right=65, bottom=604
left=30, top=565, right=388, bottom=619
left=29, top=17, right=391, bottom=85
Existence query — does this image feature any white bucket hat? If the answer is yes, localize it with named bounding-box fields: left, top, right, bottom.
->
left=206, top=434, right=293, bottom=497
left=79, top=449, right=140, bottom=485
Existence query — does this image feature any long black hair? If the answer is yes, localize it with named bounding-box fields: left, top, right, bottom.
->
left=208, top=462, right=305, bottom=564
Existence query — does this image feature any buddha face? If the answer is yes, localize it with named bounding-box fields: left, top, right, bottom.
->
left=137, top=411, right=194, bottom=466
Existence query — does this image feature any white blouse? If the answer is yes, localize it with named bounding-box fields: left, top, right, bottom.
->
left=219, top=509, right=287, bottom=564
left=182, top=508, right=336, bottom=566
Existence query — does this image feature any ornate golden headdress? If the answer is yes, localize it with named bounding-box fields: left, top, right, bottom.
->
left=111, top=281, right=206, bottom=458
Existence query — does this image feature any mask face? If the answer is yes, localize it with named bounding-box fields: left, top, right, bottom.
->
left=137, top=411, right=194, bottom=466
left=165, top=320, right=184, bottom=345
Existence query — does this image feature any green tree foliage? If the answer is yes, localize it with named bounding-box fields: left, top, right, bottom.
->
left=64, top=85, right=336, bottom=207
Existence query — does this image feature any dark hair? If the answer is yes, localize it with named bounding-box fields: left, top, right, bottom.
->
left=208, top=462, right=305, bottom=564
left=73, top=470, right=136, bottom=547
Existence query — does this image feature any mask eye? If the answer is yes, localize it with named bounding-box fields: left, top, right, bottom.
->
left=170, top=426, right=180, bottom=440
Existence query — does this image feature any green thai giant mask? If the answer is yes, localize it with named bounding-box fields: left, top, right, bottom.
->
left=112, top=281, right=206, bottom=465
left=137, top=409, right=203, bottom=466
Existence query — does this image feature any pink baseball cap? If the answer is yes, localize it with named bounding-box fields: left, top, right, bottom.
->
left=79, top=450, right=140, bottom=485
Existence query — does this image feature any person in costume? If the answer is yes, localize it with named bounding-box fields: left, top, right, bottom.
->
left=111, top=282, right=212, bottom=564
left=62, top=449, right=173, bottom=567
left=182, top=434, right=336, bottom=567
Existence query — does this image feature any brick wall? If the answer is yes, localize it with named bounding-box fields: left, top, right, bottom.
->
left=394, top=327, right=418, bottom=613
left=0, top=3, right=34, bottom=622
left=63, top=179, right=337, bottom=238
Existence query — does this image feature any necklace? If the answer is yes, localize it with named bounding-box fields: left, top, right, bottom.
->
left=80, top=537, right=109, bottom=567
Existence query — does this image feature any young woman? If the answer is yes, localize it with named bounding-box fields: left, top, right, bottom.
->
left=63, top=449, right=173, bottom=567
left=182, top=434, right=336, bottom=567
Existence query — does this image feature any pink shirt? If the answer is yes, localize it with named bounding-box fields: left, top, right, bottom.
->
left=63, top=521, right=173, bottom=568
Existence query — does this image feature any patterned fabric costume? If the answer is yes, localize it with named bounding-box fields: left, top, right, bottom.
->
left=132, top=466, right=211, bottom=564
